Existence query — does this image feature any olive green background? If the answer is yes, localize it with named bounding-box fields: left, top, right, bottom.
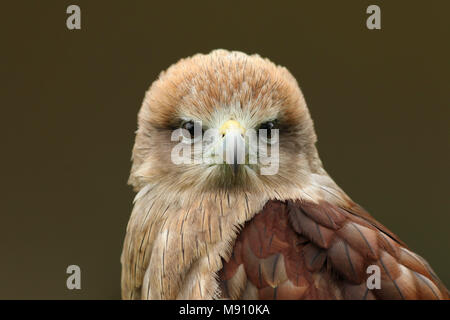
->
left=1, top=1, right=448, bottom=299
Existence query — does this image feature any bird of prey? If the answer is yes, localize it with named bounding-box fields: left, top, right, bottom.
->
left=121, top=50, right=448, bottom=300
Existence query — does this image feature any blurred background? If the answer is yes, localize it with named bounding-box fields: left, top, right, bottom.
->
left=1, top=1, right=448, bottom=299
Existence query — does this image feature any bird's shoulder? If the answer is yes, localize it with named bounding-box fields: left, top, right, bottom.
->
left=218, top=199, right=449, bottom=300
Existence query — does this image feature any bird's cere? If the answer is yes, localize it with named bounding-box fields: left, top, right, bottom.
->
left=219, top=119, right=246, bottom=135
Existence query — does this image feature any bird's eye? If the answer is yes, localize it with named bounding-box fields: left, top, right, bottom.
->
left=182, top=120, right=196, bottom=137
left=180, top=120, right=204, bottom=143
left=259, top=120, right=278, bottom=139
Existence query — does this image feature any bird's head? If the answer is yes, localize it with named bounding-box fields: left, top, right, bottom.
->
left=129, top=50, right=322, bottom=195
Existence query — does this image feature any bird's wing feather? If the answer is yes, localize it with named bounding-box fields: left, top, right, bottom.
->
left=218, top=200, right=449, bottom=300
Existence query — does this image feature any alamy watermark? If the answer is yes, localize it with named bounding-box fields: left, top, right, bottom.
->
left=367, top=265, right=381, bottom=290
left=366, top=5, right=381, bottom=30
left=66, top=264, right=81, bottom=290
left=66, top=5, right=81, bottom=30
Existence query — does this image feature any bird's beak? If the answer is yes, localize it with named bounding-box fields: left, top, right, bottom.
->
left=219, top=120, right=246, bottom=175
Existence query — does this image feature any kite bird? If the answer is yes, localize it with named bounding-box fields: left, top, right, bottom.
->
left=121, top=50, right=448, bottom=300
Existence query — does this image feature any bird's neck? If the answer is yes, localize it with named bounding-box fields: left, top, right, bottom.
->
left=122, top=171, right=348, bottom=299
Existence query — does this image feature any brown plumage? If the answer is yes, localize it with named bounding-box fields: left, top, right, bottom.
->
left=219, top=200, right=448, bottom=299
left=121, top=50, right=448, bottom=300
